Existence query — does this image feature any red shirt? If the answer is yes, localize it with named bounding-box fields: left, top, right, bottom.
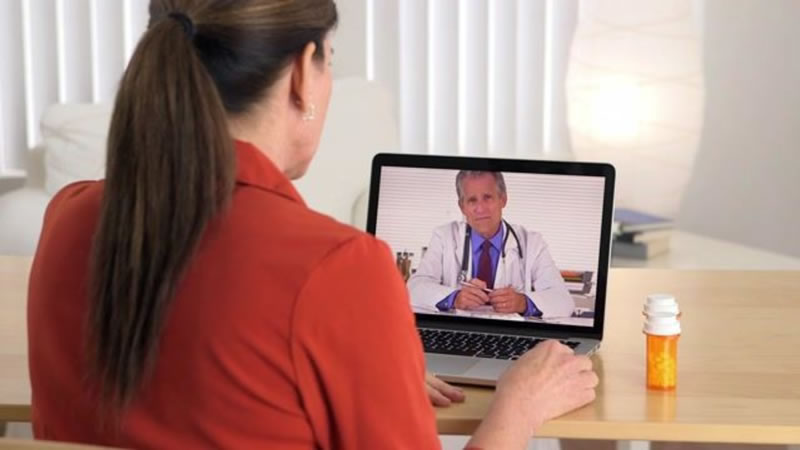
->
left=27, top=141, right=440, bottom=449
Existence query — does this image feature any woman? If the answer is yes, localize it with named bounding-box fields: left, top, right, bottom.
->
left=27, top=1, right=597, bottom=448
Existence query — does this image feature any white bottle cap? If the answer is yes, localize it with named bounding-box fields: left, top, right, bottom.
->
left=643, top=294, right=681, bottom=335
left=644, top=313, right=681, bottom=335
left=643, top=293, right=680, bottom=316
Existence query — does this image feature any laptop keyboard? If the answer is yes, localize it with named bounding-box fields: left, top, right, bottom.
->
left=419, top=328, right=580, bottom=360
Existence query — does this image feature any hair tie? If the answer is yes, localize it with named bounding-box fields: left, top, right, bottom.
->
left=168, top=12, right=196, bottom=39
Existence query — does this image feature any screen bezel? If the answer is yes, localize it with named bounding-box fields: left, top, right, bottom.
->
left=366, top=153, right=615, bottom=341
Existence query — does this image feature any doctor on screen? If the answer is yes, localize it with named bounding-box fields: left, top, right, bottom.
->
left=407, top=170, right=574, bottom=319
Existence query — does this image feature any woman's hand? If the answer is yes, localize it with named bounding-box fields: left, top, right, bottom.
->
left=494, top=340, right=597, bottom=432
left=426, top=371, right=465, bottom=407
left=467, top=340, right=598, bottom=448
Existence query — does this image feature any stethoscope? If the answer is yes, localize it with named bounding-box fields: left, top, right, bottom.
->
left=458, top=219, right=524, bottom=284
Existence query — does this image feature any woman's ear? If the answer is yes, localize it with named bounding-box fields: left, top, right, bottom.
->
left=290, top=41, right=318, bottom=114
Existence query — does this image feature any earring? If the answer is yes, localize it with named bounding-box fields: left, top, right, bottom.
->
left=302, top=103, right=316, bottom=121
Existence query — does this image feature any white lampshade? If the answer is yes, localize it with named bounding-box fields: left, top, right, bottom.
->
left=566, top=0, right=705, bottom=218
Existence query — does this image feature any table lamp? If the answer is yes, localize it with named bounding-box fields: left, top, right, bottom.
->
left=566, top=0, right=705, bottom=218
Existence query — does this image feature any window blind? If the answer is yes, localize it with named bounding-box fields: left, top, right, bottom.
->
left=367, top=0, right=578, bottom=157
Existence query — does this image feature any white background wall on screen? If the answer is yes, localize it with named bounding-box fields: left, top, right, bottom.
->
left=374, top=167, right=606, bottom=285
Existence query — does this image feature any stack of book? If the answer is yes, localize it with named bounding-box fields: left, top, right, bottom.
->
left=612, top=208, right=673, bottom=259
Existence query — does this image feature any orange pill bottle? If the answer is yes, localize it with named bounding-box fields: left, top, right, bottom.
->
left=643, top=294, right=681, bottom=390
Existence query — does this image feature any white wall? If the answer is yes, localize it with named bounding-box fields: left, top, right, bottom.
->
left=330, top=0, right=366, bottom=79
left=0, top=0, right=28, bottom=175
left=677, top=0, right=800, bottom=257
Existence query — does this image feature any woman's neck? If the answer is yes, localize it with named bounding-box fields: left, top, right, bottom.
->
left=229, top=108, right=292, bottom=176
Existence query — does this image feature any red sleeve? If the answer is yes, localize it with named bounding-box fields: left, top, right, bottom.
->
left=291, top=234, right=441, bottom=450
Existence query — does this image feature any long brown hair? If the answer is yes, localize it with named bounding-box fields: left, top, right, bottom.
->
left=89, top=0, right=338, bottom=409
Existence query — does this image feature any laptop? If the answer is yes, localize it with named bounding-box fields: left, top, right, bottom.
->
left=365, top=154, right=615, bottom=386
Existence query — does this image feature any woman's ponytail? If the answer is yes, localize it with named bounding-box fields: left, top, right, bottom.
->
left=89, top=11, right=234, bottom=408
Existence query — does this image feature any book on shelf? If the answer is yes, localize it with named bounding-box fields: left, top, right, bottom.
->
left=614, top=208, right=673, bottom=233
left=612, top=239, right=670, bottom=259
left=616, top=228, right=673, bottom=244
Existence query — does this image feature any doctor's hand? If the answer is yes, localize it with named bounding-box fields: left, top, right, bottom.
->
left=425, top=371, right=465, bottom=407
left=454, top=279, right=490, bottom=310
left=488, top=288, right=527, bottom=314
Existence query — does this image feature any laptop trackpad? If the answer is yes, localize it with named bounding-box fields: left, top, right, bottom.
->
left=425, top=354, right=479, bottom=376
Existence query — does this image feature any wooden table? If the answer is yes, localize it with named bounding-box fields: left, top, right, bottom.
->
left=3, top=255, right=800, bottom=444
left=0, top=438, right=117, bottom=449
left=437, top=269, right=800, bottom=445
left=0, top=256, right=31, bottom=428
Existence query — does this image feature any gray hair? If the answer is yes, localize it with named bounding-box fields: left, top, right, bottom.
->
left=455, top=171, right=507, bottom=202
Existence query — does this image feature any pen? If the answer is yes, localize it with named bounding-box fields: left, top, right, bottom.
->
left=460, top=281, right=493, bottom=293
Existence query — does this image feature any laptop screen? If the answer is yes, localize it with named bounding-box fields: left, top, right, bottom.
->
left=367, top=155, right=614, bottom=333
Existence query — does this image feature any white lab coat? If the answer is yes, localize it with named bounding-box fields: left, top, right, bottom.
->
left=407, top=221, right=575, bottom=318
